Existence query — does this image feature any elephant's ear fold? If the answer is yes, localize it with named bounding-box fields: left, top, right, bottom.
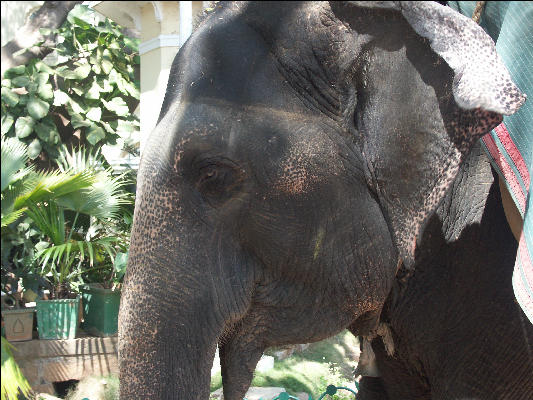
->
left=343, top=1, right=526, bottom=267
left=349, top=1, right=526, bottom=115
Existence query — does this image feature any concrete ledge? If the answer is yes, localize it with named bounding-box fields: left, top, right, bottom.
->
left=11, top=335, right=118, bottom=395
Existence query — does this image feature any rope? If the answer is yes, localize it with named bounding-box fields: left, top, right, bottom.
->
left=472, top=1, right=486, bottom=24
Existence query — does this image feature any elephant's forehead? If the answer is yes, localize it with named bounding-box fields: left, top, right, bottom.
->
left=147, top=98, right=343, bottom=199
left=159, top=100, right=333, bottom=156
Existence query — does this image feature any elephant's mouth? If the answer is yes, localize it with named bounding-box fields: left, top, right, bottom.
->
left=213, top=300, right=385, bottom=400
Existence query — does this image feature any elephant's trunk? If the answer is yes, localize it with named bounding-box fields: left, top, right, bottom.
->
left=119, top=256, right=222, bottom=399
left=118, top=167, right=258, bottom=399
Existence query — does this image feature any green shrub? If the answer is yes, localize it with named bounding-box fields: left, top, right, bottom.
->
left=1, top=4, right=139, bottom=168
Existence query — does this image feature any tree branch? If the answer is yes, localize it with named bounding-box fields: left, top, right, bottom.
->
left=1, top=1, right=82, bottom=78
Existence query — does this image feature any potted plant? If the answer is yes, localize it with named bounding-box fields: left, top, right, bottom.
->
left=2, top=139, right=132, bottom=339
left=81, top=251, right=127, bottom=336
left=31, top=148, right=131, bottom=339
left=1, top=136, right=93, bottom=340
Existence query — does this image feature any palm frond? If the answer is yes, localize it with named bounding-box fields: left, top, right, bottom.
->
left=1, top=135, right=30, bottom=192
left=13, top=170, right=95, bottom=211
left=56, top=145, right=102, bottom=173
left=54, top=148, right=133, bottom=219
left=1, top=178, right=27, bottom=218
left=25, top=202, right=65, bottom=245
left=1, top=208, right=27, bottom=228
left=1, top=337, right=32, bottom=400
left=36, top=237, right=122, bottom=273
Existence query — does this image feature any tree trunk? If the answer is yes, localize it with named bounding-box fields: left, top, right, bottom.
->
left=1, top=1, right=82, bottom=78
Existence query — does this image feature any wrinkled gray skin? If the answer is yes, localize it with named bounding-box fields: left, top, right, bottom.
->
left=119, top=2, right=532, bottom=399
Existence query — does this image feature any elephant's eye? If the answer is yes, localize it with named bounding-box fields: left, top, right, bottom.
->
left=195, top=161, right=244, bottom=205
left=199, top=167, right=218, bottom=184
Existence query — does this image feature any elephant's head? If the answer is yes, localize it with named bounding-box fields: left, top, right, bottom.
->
left=119, top=2, right=524, bottom=399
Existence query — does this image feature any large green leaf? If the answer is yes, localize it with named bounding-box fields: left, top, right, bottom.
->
left=53, top=89, right=70, bottom=106
left=35, top=118, right=60, bottom=144
left=113, top=251, right=128, bottom=281
left=36, top=72, right=49, bottom=86
left=100, top=59, right=113, bottom=75
left=35, top=60, right=55, bottom=74
left=1, top=207, right=26, bottom=228
left=37, top=78, right=54, bottom=100
left=3, top=65, right=26, bottom=78
left=67, top=97, right=86, bottom=114
left=27, top=138, right=42, bottom=159
left=122, top=79, right=140, bottom=99
left=124, top=37, right=140, bottom=51
left=85, top=79, right=103, bottom=100
left=11, top=76, right=30, bottom=87
left=102, top=97, right=129, bottom=116
left=62, top=63, right=91, bottom=80
left=70, top=113, right=92, bottom=128
left=86, top=107, right=102, bottom=121
left=91, top=62, right=101, bottom=75
left=27, top=96, right=50, bottom=119
left=67, top=4, right=95, bottom=26
left=70, top=85, right=85, bottom=96
left=1, top=87, right=19, bottom=106
left=15, top=116, right=35, bottom=138
left=96, top=77, right=113, bottom=92
left=37, top=237, right=121, bottom=273
left=26, top=201, right=65, bottom=246
left=85, top=125, right=106, bottom=145
left=115, top=119, right=137, bottom=136
left=1, top=114, right=15, bottom=135
left=72, top=16, right=91, bottom=30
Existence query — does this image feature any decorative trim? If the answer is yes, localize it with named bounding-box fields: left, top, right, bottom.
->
left=151, top=1, right=163, bottom=22
left=139, top=34, right=180, bottom=55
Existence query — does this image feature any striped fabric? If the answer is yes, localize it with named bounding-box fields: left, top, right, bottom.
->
left=449, top=1, right=533, bottom=323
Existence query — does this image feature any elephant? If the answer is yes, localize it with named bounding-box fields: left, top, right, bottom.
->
left=118, top=2, right=533, bottom=399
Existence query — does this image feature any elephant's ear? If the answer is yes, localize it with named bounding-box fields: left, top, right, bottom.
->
left=341, top=1, right=526, bottom=267
left=349, top=1, right=525, bottom=115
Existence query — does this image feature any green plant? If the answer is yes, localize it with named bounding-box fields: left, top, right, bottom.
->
left=1, top=337, right=32, bottom=400
left=1, top=136, right=132, bottom=298
left=1, top=136, right=94, bottom=228
left=29, top=147, right=132, bottom=297
left=84, top=251, right=128, bottom=290
left=1, top=135, right=95, bottom=296
left=1, top=4, right=139, bottom=168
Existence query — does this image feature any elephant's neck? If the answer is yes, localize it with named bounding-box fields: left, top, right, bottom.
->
left=378, top=139, right=521, bottom=377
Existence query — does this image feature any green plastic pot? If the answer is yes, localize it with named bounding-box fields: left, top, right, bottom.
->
left=36, top=296, right=80, bottom=339
left=81, top=285, right=120, bottom=337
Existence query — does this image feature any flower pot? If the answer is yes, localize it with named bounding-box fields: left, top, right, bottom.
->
left=36, top=296, right=80, bottom=339
left=81, top=285, right=120, bottom=337
left=1, top=308, right=35, bottom=341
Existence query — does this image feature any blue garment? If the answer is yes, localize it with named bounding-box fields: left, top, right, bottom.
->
left=449, top=1, right=533, bottom=323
